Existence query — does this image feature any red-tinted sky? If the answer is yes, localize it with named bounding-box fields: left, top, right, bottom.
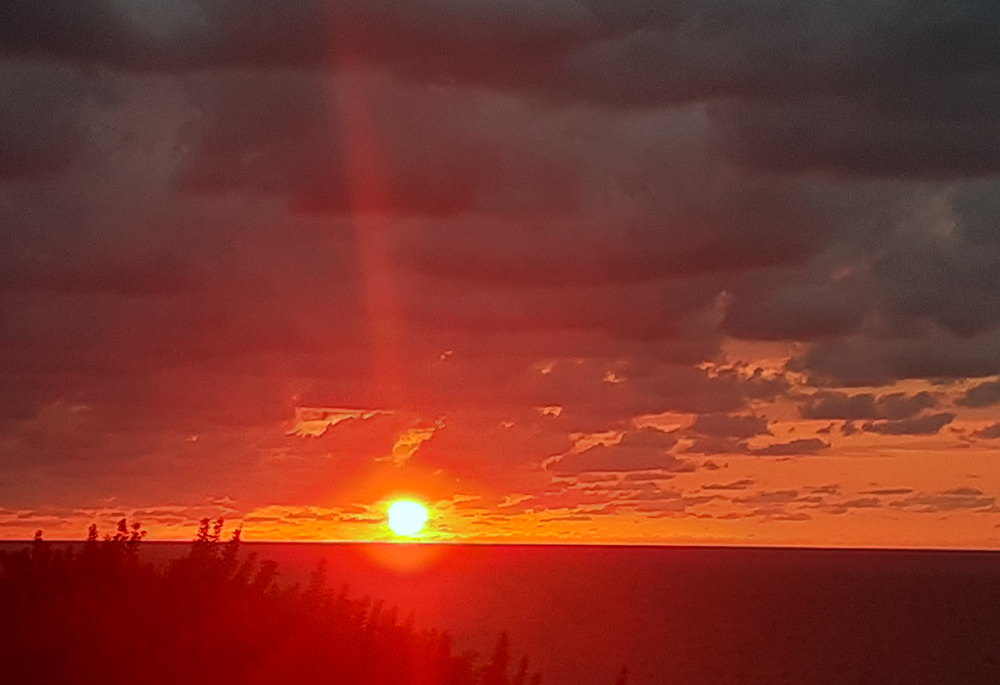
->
left=2, top=1, right=1000, bottom=546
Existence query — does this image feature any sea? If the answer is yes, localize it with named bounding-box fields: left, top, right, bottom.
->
left=4, top=541, right=1000, bottom=685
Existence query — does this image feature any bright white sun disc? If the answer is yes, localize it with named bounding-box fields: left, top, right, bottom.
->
left=387, top=500, right=428, bottom=536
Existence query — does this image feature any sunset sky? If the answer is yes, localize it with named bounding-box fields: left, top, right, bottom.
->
left=2, top=0, right=1000, bottom=547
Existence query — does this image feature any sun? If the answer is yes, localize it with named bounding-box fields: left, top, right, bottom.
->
left=387, top=500, right=429, bottom=537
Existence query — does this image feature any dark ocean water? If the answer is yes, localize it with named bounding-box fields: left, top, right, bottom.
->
left=5, top=541, right=1000, bottom=685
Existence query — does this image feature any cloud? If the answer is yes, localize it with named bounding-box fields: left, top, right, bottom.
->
left=0, top=1, right=149, bottom=67
left=382, top=425, right=439, bottom=467
left=286, top=407, right=386, bottom=438
left=684, top=432, right=832, bottom=458
left=619, top=470, right=677, bottom=483
left=177, top=70, right=580, bottom=219
left=839, top=497, right=880, bottom=509
left=690, top=413, right=770, bottom=439
left=943, top=487, right=984, bottom=497
left=749, top=438, right=830, bottom=457
left=722, top=277, right=869, bottom=341
left=871, top=210, right=1000, bottom=337
left=616, top=427, right=682, bottom=449
left=973, top=422, right=1000, bottom=439
left=6, top=1, right=991, bottom=100
left=861, top=413, right=956, bottom=436
left=891, top=488, right=995, bottom=513
left=755, top=510, right=811, bottom=522
left=701, top=479, right=754, bottom=491
left=633, top=495, right=715, bottom=517
left=840, top=421, right=859, bottom=436
left=0, top=0, right=597, bottom=78
left=957, top=379, right=1000, bottom=408
left=399, top=123, right=826, bottom=288
left=0, top=63, right=111, bottom=181
left=790, top=325, right=1000, bottom=387
left=736, top=490, right=799, bottom=506
left=551, top=429, right=694, bottom=475
left=712, top=89, right=1000, bottom=179
left=12, top=0, right=999, bottom=185
left=800, top=391, right=937, bottom=421
left=682, top=436, right=749, bottom=456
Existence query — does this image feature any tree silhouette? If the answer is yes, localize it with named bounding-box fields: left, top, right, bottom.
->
left=0, top=520, right=543, bottom=685
left=483, top=632, right=511, bottom=685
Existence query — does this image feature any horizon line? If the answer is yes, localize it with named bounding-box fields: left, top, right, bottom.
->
left=6, top=538, right=1000, bottom=554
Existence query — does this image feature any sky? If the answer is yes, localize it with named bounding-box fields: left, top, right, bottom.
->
left=2, top=0, right=1000, bottom=547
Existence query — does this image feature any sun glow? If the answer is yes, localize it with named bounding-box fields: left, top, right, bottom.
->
left=387, top=500, right=429, bottom=537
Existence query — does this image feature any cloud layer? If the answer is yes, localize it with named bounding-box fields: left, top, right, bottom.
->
left=1, top=0, right=999, bottom=545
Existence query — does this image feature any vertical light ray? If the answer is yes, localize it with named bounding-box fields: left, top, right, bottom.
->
left=326, top=56, right=405, bottom=407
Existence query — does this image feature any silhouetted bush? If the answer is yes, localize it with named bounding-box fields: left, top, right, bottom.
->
left=0, top=521, right=542, bottom=685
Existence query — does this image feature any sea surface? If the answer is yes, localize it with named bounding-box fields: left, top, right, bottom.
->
left=5, top=541, right=1000, bottom=685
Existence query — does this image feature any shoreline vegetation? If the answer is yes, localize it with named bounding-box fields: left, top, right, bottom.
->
left=2, top=519, right=610, bottom=685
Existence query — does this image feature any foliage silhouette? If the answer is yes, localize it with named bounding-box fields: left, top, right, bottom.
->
left=0, top=520, right=543, bottom=685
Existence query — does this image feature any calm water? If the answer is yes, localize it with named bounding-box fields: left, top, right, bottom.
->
left=6, top=542, right=1000, bottom=685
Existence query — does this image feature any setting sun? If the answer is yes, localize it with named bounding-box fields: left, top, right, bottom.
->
left=387, top=500, right=429, bottom=536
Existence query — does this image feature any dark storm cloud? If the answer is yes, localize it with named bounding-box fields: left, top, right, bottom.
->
left=9, top=1, right=997, bottom=297
left=701, top=2, right=1000, bottom=178
left=769, top=180, right=997, bottom=370
left=957, top=379, right=1000, bottom=408
left=8, top=1, right=999, bottom=168
left=790, top=325, right=1000, bottom=386
left=0, top=0, right=597, bottom=76
left=175, top=70, right=578, bottom=218
left=7, top=0, right=1000, bottom=195
left=0, top=1, right=147, bottom=66
left=721, top=183, right=1000, bottom=368
left=872, top=230, right=1000, bottom=339
left=711, top=88, right=1000, bottom=179
left=166, top=67, right=830, bottom=296
left=391, top=107, right=827, bottom=286
left=800, top=391, right=937, bottom=421
left=41, top=0, right=987, bottom=140
left=2, top=251, right=205, bottom=297
left=0, top=63, right=112, bottom=181
left=722, top=275, right=868, bottom=341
